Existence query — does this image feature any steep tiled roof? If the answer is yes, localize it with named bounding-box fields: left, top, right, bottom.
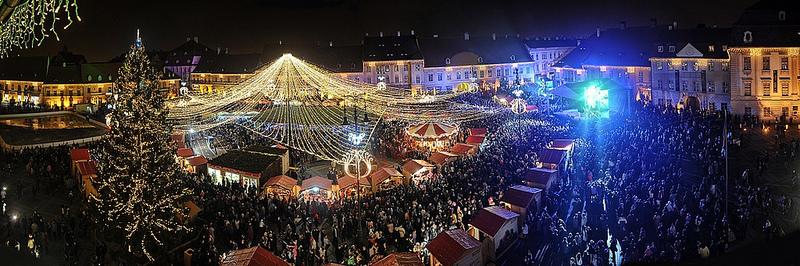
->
left=732, top=0, right=800, bottom=47
left=418, top=36, right=531, bottom=67
left=193, top=54, right=263, bottom=74
left=524, top=39, right=579, bottom=49
left=261, top=43, right=363, bottom=72
left=469, top=206, right=519, bottom=237
left=0, top=56, right=49, bottom=81
left=363, top=35, right=423, bottom=62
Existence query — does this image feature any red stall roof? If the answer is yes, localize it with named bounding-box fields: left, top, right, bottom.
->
left=450, top=143, right=475, bottom=155
left=265, top=175, right=297, bottom=191
left=70, top=148, right=90, bottom=162
left=465, top=135, right=485, bottom=145
left=428, top=151, right=457, bottom=166
left=369, top=167, right=402, bottom=186
left=550, top=139, right=575, bottom=150
left=371, top=252, right=423, bottom=266
left=538, top=148, right=567, bottom=165
left=500, top=185, right=542, bottom=208
left=426, top=229, right=481, bottom=266
left=469, top=206, right=520, bottom=237
left=187, top=155, right=208, bottom=166
left=176, top=148, right=195, bottom=158
left=522, top=168, right=557, bottom=185
left=220, top=246, right=290, bottom=266
left=301, top=176, right=333, bottom=191
left=401, top=159, right=434, bottom=177
left=77, top=161, right=97, bottom=176
left=338, top=175, right=369, bottom=189
left=468, top=128, right=488, bottom=136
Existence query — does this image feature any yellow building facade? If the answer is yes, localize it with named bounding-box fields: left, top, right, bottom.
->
left=729, top=47, right=800, bottom=119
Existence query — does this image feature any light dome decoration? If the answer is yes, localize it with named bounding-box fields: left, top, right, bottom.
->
left=168, top=54, right=501, bottom=161
left=0, top=0, right=80, bottom=57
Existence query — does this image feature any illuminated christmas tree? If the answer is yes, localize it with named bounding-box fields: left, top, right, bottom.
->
left=91, top=31, right=191, bottom=261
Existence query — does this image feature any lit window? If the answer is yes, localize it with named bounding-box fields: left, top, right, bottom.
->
left=779, top=11, right=786, bottom=21
left=781, top=57, right=789, bottom=70
left=762, top=81, right=771, bottom=96
left=743, top=57, right=751, bottom=70
left=743, top=31, right=753, bottom=43
left=762, top=57, right=770, bottom=70
left=445, top=58, right=451, bottom=65
left=87, top=75, right=92, bottom=81
left=708, top=45, right=715, bottom=52
left=668, top=46, right=676, bottom=52
left=657, top=46, right=664, bottom=52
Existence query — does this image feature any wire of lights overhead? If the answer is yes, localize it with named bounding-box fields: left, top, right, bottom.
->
left=167, top=54, right=503, bottom=162
left=0, top=0, right=80, bottom=57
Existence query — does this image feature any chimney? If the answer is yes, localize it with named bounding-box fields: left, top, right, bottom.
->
left=672, top=21, right=678, bottom=29
left=397, top=31, right=401, bottom=36
left=620, top=21, right=626, bottom=30
left=596, top=28, right=601, bottom=37
left=379, top=31, right=383, bottom=37
left=193, top=36, right=198, bottom=43
left=464, top=32, right=470, bottom=41
left=329, top=41, right=333, bottom=47
left=410, top=29, right=415, bottom=35
left=492, top=33, right=496, bottom=40
left=650, top=18, right=657, bottom=27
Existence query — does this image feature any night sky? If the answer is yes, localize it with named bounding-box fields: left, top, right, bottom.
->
left=22, top=0, right=758, bottom=62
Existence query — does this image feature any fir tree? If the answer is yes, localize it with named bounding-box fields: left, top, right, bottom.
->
left=91, top=37, right=191, bottom=261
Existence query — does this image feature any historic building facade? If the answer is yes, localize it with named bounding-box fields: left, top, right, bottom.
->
left=650, top=42, right=731, bottom=111
left=524, top=38, right=577, bottom=76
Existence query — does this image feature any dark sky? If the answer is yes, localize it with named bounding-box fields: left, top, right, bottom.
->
left=21, top=0, right=758, bottom=62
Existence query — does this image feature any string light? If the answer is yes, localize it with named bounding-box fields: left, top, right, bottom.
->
left=168, top=54, right=503, bottom=162
left=0, top=0, right=80, bottom=57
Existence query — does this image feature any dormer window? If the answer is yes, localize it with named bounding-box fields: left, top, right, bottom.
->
left=708, top=45, right=715, bottom=52
left=779, top=11, right=786, bottom=21
left=108, top=75, right=112, bottom=81
left=478, top=57, right=483, bottom=63
left=743, top=31, right=753, bottom=43
left=510, top=55, right=516, bottom=61
left=657, top=46, right=664, bottom=52
left=445, top=58, right=451, bottom=65
left=98, top=75, right=102, bottom=81
left=87, top=75, right=92, bottom=81
left=668, top=46, right=676, bottom=52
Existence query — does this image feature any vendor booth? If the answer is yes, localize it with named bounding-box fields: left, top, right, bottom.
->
left=220, top=246, right=290, bottom=266
left=522, top=168, right=558, bottom=192
left=77, top=161, right=98, bottom=199
left=537, top=148, right=567, bottom=170
left=263, top=175, right=298, bottom=198
left=299, top=176, right=335, bottom=202
left=467, top=206, right=520, bottom=262
left=427, top=229, right=483, bottom=266
left=428, top=151, right=458, bottom=166
left=406, top=122, right=459, bottom=151
left=465, top=135, right=485, bottom=145
left=336, top=175, right=370, bottom=198
left=368, top=167, right=404, bottom=192
left=450, top=143, right=477, bottom=156
left=500, top=185, right=543, bottom=220
left=401, top=159, right=434, bottom=183
left=468, top=128, right=488, bottom=137
left=184, top=155, right=208, bottom=174
left=371, top=252, right=423, bottom=266
left=70, top=148, right=91, bottom=177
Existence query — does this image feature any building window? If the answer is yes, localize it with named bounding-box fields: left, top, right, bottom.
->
left=87, top=75, right=92, bottom=81
left=723, top=82, right=729, bottom=93
left=794, top=106, right=798, bottom=116
left=656, top=62, right=663, bottom=70
left=437, top=73, right=442, bottom=81
left=415, top=64, right=420, bottom=71
left=743, top=57, right=751, bottom=70
left=681, top=80, right=688, bottom=91
left=668, top=46, right=676, bottom=52
left=465, top=71, right=470, bottom=79
left=782, top=82, right=790, bottom=96
left=779, top=11, right=786, bottom=21
left=743, top=31, right=753, bottom=43
left=781, top=57, right=789, bottom=70
left=762, top=57, right=770, bottom=70
left=708, top=45, right=715, bottom=52
left=722, top=62, right=729, bottom=71
left=428, top=74, right=433, bottom=82
left=446, top=74, right=451, bottom=80
left=497, top=69, right=502, bottom=77
left=657, top=80, right=663, bottom=89
left=480, top=71, right=485, bottom=78
left=456, top=72, right=461, bottom=79
left=478, top=57, right=483, bottom=63
left=763, top=107, right=771, bottom=116
left=744, top=81, right=752, bottom=96
left=708, top=82, right=715, bottom=93
left=510, top=55, right=516, bottom=61
left=708, top=62, right=715, bottom=71
left=415, top=76, right=420, bottom=84
left=681, top=62, right=688, bottom=71
left=744, top=107, right=752, bottom=116
left=638, top=71, right=644, bottom=82
left=762, top=81, right=771, bottom=96
left=657, top=46, right=664, bottom=52
left=487, top=70, right=492, bottom=77
left=669, top=80, right=675, bottom=90
left=445, top=58, right=451, bottom=65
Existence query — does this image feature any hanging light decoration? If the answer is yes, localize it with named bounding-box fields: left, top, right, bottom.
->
left=510, top=98, right=527, bottom=114
left=167, top=54, right=503, bottom=162
left=0, top=0, right=80, bottom=57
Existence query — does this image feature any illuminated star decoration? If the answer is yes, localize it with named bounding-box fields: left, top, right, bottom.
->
left=0, top=0, right=80, bottom=57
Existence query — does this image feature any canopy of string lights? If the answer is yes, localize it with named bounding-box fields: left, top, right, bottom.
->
left=167, top=53, right=501, bottom=161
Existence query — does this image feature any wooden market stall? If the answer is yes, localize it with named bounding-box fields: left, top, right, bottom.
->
left=536, top=148, right=567, bottom=170
left=184, top=155, right=208, bottom=174
left=368, top=167, right=404, bottom=192
left=450, top=143, right=477, bottom=156
left=426, top=229, right=482, bottom=266
left=370, top=252, right=423, bottom=266
left=521, top=167, right=558, bottom=192
left=499, top=185, right=543, bottom=220
left=465, top=135, right=485, bottom=146
left=428, top=151, right=458, bottom=166
left=401, top=159, right=434, bottom=183
left=467, top=206, right=520, bottom=262
left=299, top=176, right=335, bottom=202
left=220, top=246, right=290, bottom=266
left=468, top=128, right=488, bottom=137
left=263, top=175, right=299, bottom=198
left=336, top=175, right=370, bottom=198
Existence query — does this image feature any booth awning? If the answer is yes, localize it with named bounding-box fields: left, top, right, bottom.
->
left=468, top=128, right=488, bottom=136
left=369, top=167, right=403, bottom=186
left=401, top=159, right=434, bottom=177
left=70, top=148, right=90, bottom=162
left=177, top=148, right=195, bottom=158
left=538, top=148, right=567, bottom=165
left=426, top=229, right=481, bottom=266
left=465, top=135, right=485, bottom=145
left=549, top=139, right=575, bottom=151
left=428, top=151, right=458, bottom=165
left=468, top=206, right=520, bottom=237
left=220, top=246, right=290, bottom=266
left=500, top=185, right=542, bottom=208
left=371, top=252, right=423, bottom=266
left=265, top=175, right=297, bottom=191
left=450, top=143, right=476, bottom=155
left=337, top=175, right=369, bottom=190
left=301, top=176, right=333, bottom=191
left=77, top=161, right=97, bottom=176
left=522, top=168, right=557, bottom=185
left=187, top=155, right=209, bottom=166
